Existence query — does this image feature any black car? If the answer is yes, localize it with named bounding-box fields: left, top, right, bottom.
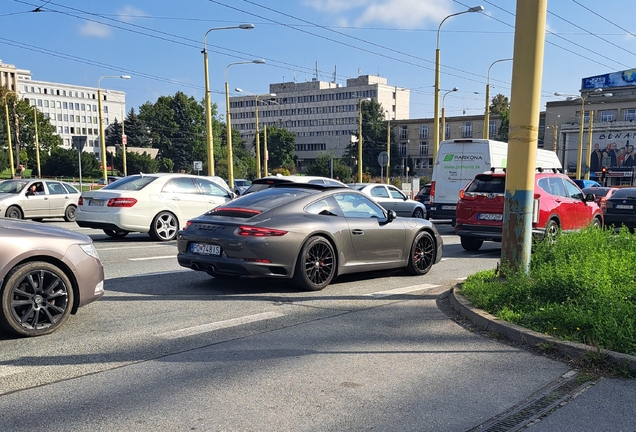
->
left=603, top=187, right=636, bottom=231
left=414, top=183, right=431, bottom=219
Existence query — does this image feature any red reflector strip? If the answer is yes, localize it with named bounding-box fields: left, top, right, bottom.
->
left=238, top=226, right=287, bottom=237
left=107, top=197, right=137, bottom=207
left=243, top=258, right=271, bottom=263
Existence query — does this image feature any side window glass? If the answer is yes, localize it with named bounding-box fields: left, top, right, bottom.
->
left=334, top=193, right=385, bottom=218
left=194, top=178, right=227, bottom=197
left=388, top=186, right=405, bottom=199
left=370, top=186, right=389, bottom=198
left=162, top=178, right=197, bottom=194
left=537, top=178, right=550, bottom=194
left=305, top=198, right=341, bottom=216
left=47, top=182, right=65, bottom=195
left=547, top=177, right=566, bottom=197
left=564, top=180, right=584, bottom=199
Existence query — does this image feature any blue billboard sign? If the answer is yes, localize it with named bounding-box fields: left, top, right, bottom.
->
left=582, top=69, right=636, bottom=90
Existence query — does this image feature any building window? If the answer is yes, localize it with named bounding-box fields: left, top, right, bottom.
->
left=419, top=141, right=428, bottom=155
left=399, top=143, right=407, bottom=156
left=623, top=109, right=636, bottom=121
left=599, top=110, right=616, bottom=122
left=419, top=125, right=428, bottom=139
left=489, top=120, right=497, bottom=136
left=462, top=122, right=473, bottom=138
left=576, top=111, right=590, bottom=123
left=399, top=125, right=408, bottom=140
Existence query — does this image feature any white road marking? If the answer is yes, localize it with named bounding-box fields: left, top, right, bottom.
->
left=99, top=245, right=175, bottom=251
left=128, top=255, right=177, bottom=261
left=119, top=269, right=190, bottom=278
left=0, top=366, right=23, bottom=378
left=159, top=311, right=285, bottom=339
left=370, top=284, right=440, bottom=298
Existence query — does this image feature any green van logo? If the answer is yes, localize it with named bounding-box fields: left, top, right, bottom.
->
left=443, top=154, right=454, bottom=162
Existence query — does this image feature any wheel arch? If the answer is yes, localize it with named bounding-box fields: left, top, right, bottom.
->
left=5, top=204, right=24, bottom=218
left=0, top=255, right=80, bottom=314
left=291, top=232, right=339, bottom=279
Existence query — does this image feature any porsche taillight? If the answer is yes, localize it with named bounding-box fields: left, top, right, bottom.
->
left=238, top=226, right=287, bottom=237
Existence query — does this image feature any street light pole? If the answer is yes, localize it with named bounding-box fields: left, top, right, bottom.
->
left=433, top=5, right=484, bottom=165
left=441, top=87, right=459, bottom=141
left=385, top=110, right=391, bottom=184
left=358, top=98, right=371, bottom=183
left=225, top=60, right=265, bottom=188
left=106, top=90, right=127, bottom=176
left=235, top=88, right=276, bottom=178
left=32, top=106, right=41, bottom=178
left=2, top=92, right=15, bottom=178
left=203, top=24, right=254, bottom=177
left=555, top=88, right=611, bottom=179
left=483, top=58, right=512, bottom=139
left=98, top=75, right=130, bottom=181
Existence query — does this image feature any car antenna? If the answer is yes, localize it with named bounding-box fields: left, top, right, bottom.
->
left=140, top=172, right=144, bottom=177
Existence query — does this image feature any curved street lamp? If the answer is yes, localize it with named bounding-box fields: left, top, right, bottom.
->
left=554, top=89, right=612, bottom=179
left=106, top=90, right=128, bottom=176
left=98, top=75, right=131, bottom=181
left=203, top=24, right=254, bottom=176
left=483, top=58, right=512, bottom=139
left=235, top=88, right=276, bottom=178
left=433, top=5, right=484, bottom=164
left=441, top=87, right=459, bottom=141
left=225, top=60, right=265, bottom=187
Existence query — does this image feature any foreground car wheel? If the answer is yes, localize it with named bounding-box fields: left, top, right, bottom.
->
left=64, top=205, right=77, bottom=222
left=149, top=211, right=178, bottom=241
left=293, top=236, right=335, bottom=291
left=412, top=208, right=425, bottom=219
left=0, top=261, right=74, bottom=337
left=103, top=229, right=129, bottom=238
left=544, top=219, right=560, bottom=243
left=406, top=231, right=435, bottom=275
left=5, top=205, right=23, bottom=219
left=591, top=216, right=602, bottom=229
left=460, top=236, right=483, bottom=252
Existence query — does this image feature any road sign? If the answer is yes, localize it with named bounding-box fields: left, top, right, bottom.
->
left=378, top=151, right=389, bottom=167
left=72, top=135, right=87, bottom=151
left=122, top=134, right=127, bottom=145
left=193, top=161, right=203, bottom=171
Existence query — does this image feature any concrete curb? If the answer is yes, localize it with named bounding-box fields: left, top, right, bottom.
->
left=449, top=286, right=636, bottom=373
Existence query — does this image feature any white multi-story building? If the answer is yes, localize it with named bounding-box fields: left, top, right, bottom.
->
left=230, top=75, right=409, bottom=170
left=0, top=62, right=127, bottom=163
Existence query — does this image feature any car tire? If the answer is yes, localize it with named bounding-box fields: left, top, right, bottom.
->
left=0, top=261, right=74, bottom=337
left=460, top=236, right=483, bottom=251
left=64, top=205, right=77, bottom=222
left=293, top=236, right=335, bottom=291
left=412, top=208, right=425, bottom=219
left=103, top=229, right=129, bottom=238
left=5, top=205, right=23, bottom=219
left=149, top=211, right=178, bottom=241
left=544, top=219, right=560, bottom=243
left=591, top=216, right=603, bottom=229
left=405, top=230, right=435, bottom=275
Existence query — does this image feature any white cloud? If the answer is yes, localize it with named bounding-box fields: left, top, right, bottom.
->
left=303, top=0, right=454, bottom=27
left=117, top=5, right=147, bottom=23
left=79, top=21, right=111, bottom=38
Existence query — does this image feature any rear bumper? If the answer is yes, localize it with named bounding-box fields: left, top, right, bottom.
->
left=456, top=223, right=545, bottom=241
left=428, top=204, right=456, bottom=220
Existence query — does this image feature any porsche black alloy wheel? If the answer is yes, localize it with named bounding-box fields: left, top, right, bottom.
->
left=406, top=231, right=435, bottom=275
left=294, top=236, right=335, bottom=291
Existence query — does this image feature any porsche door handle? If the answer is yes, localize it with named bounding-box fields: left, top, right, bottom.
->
left=352, top=229, right=364, bottom=236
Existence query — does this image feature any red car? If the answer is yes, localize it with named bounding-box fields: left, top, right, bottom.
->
left=455, top=169, right=603, bottom=251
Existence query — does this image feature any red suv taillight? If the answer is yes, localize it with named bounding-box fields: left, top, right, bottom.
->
left=238, top=226, right=287, bottom=237
left=78, top=196, right=83, bottom=205
left=107, top=198, right=137, bottom=207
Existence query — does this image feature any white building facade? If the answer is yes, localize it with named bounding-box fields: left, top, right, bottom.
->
left=230, top=75, right=409, bottom=171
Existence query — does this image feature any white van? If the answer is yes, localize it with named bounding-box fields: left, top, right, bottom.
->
left=429, top=139, right=562, bottom=221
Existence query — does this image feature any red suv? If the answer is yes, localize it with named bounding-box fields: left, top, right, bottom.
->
left=455, top=169, right=603, bottom=251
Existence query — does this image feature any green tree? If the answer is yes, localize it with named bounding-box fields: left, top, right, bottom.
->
left=490, top=93, right=510, bottom=142
left=115, top=150, right=159, bottom=174
left=345, top=99, right=393, bottom=178
left=123, top=108, right=152, bottom=148
left=257, top=125, right=296, bottom=173
left=306, top=153, right=353, bottom=182
left=0, top=149, right=8, bottom=173
left=41, top=147, right=98, bottom=177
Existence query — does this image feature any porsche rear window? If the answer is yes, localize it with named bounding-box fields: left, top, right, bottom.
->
left=220, top=187, right=312, bottom=212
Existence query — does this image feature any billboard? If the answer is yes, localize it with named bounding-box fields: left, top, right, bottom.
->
left=586, top=130, right=636, bottom=172
left=581, top=69, right=636, bottom=90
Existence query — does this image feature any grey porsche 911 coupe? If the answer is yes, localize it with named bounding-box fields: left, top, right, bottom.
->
left=177, top=183, right=443, bottom=291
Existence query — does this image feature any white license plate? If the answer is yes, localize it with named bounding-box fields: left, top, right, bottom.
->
left=88, top=200, right=104, bottom=206
left=616, top=204, right=633, bottom=210
left=191, top=243, right=221, bottom=256
left=478, top=213, right=503, bottom=221
left=441, top=205, right=456, bottom=210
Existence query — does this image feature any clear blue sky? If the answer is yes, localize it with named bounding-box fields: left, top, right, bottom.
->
left=2, top=0, right=634, bottom=121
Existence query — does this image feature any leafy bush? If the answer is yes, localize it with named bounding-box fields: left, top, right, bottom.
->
left=461, top=227, right=636, bottom=356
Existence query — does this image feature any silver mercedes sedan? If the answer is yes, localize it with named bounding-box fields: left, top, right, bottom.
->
left=177, top=183, right=443, bottom=291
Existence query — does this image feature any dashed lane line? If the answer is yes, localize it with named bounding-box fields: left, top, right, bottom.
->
left=158, top=311, right=285, bottom=339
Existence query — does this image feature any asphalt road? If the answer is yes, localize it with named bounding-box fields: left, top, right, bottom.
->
left=0, top=221, right=628, bottom=431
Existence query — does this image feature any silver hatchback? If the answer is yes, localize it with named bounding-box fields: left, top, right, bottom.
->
left=0, top=179, right=80, bottom=222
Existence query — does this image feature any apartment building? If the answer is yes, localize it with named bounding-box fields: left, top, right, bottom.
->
left=230, top=74, right=409, bottom=171
left=1, top=61, right=127, bottom=162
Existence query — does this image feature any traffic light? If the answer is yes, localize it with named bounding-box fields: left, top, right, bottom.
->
left=601, top=166, right=607, bottom=185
